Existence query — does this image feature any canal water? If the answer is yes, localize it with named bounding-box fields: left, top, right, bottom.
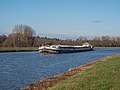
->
left=0, top=48, right=120, bottom=90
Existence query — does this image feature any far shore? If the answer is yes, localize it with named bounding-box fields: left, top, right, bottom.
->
left=95, top=47, right=120, bottom=48
left=0, top=47, right=38, bottom=52
left=0, top=47, right=119, bottom=53
left=22, top=54, right=120, bottom=90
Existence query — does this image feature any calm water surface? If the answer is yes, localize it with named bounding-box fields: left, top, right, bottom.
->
left=0, top=48, right=120, bottom=90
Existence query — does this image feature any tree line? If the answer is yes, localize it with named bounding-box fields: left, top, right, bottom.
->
left=0, top=24, right=120, bottom=47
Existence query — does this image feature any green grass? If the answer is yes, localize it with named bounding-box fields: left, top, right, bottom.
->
left=0, top=47, right=38, bottom=51
left=49, top=55, right=120, bottom=90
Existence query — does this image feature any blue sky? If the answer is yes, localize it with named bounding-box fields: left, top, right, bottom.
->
left=0, top=0, right=120, bottom=38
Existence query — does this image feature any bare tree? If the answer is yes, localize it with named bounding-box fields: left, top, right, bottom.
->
left=11, top=24, right=35, bottom=47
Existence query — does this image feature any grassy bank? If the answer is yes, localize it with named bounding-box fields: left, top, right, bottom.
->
left=22, top=54, right=120, bottom=90
left=49, top=55, right=120, bottom=90
left=0, top=47, right=38, bottom=52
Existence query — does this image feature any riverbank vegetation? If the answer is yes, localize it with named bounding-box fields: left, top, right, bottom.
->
left=48, top=54, right=120, bottom=90
left=0, top=24, right=120, bottom=48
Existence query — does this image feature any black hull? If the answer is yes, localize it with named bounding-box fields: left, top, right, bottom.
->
left=40, top=48, right=93, bottom=54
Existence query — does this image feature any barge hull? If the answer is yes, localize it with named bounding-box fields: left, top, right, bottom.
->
left=40, top=48, right=93, bottom=54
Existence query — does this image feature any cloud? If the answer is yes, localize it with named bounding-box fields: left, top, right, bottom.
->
left=90, top=20, right=102, bottom=23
